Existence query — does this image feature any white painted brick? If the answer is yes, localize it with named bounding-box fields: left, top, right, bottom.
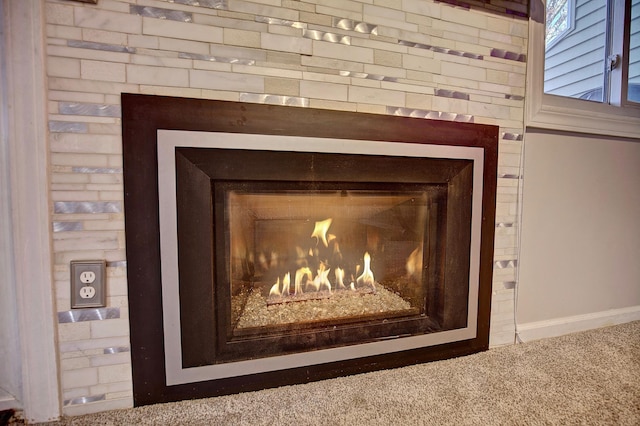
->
left=402, top=0, right=442, bottom=19
left=48, top=45, right=131, bottom=64
left=127, top=64, right=189, bottom=87
left=364, top=6, right=418, bottom=33
left=50, top=133, right=121, bottom=154
left=51, top=153, right=110, bottom=168
left=49, top=90, right=105, bottom=103
left=315, top=6, right=362, bottom=21
left=58, top=323, right=91, bottom=342
left=308, top=99, right=358, bottom=112
left=261, top=33, right=312, bottom=55
left=228, top=1, right=300, bottom=20
left=98, top=363, right=132, bottom=384
left=47, top=24, right=82, bottom=40
left=302, top=56, right=363, bottom=73
left=130, top=54, right=192, bottom=69
left=82, top=28, right=128, bottom=46
left=232, top=64, right=302, bottom=80
left=380, top=80, right=433, bottom=95
left=139, top=85, right=203, bottom=99
left=363, top=63, right=406, bottom=79
left=74, top=8, right=142, bottom=34
left=81, top=60, right=126, bottom=83
left=143, top=18, right=222, bottom=45
left=91, top=318, right=130, bottom=339
left=190, top=69, right=264, bottom=92
left=48, top=57, right=81, bottom=79
left=224, top=28, right=261, bottom=49
left=45, top=2, right=74, bottom=26
left=300, top=80, right=348, bottom=101
left=315, top=0, right=363, bottom=13
left=62, top=367, right=99, bottom=389
left=90, top=352, right=131, bottom=368
left=440, top=6, right=488, bottom=30
left=128, top=34, right=159, bottom=49
left=61, top=356, right=91, bottom=371
left=441, top=61, right=486, bottom=82
left=402, top=54, right=441, bottom=74
left=90, top=380, right=132, bottom=396
left=313, top=41, right=373, bottom=64
left=348, top=85, right=405, bottom=106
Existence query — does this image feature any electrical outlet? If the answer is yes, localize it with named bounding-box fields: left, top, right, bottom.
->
left=71, top=260, right=106, bottom=308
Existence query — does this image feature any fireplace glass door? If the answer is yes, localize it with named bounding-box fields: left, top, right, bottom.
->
left=172, top=145, right=475, bottom=368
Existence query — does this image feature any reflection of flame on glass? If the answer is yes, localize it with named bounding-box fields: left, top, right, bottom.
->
left=356, top=252, right=375, bottom=290
left=406, top=246, right=423, bottom=281
left=311, top=218, right=333, bottom=247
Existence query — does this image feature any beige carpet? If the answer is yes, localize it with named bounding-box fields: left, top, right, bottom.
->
left=44, top=321, right=639, bottom=425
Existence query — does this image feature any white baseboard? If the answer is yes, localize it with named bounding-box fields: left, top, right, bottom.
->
left=516, top=305, right=640, bottom=343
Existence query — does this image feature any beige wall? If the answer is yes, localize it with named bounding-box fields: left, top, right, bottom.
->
left=518, top=130, right=640, bottom=324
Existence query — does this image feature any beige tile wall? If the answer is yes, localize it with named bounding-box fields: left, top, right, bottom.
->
left=45, top=0, right=527, bottom=415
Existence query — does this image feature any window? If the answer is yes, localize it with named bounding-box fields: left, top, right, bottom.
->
left=544, top=0, right=639, bottom=104
left=527, top=0, right=640, bottom=139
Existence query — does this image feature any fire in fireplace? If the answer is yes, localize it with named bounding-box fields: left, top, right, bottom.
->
left=122, top=94, right=497, bottom=405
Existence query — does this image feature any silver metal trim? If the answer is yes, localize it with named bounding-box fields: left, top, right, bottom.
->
left=48, top=121, right=88, bottom=133
left=387, top=106, right=474, bottom=123
left=490, top=48, right=526, bottom=62
left=67, top=40, right=135, bottom=54
left=303, top=29, right=351, bottom=45
left=256, top=16, right=306, bottom=29
left=63, top=394, right=106, bottom=407
left=495, top=259, right=518, bottom=269
left=239, top=93, right=309, bottom=107
left=104, top=346, right=130, bottom=354
left=333, top=18, right=378, bottom=35
left=171, top=0, right=227, bottom=9
left=339, top=70, right=397, bottom=82
left=178, top=52, right=255, bottom=65
left=399, top=40, right=483, bottom=60
left=59, top=102, right=121, bottom=118
left=58, top=307, right=120, bottom=323
left=53, top=221, right=83, bottom=232
left=130, top=5, right=193, bottom=22
left=72, top=167, right=123, bottom=174
left=54, top=201, right=122, bottom=214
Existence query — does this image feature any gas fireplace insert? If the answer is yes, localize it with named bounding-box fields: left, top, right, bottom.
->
left=122, top=94, right=498, bottom=406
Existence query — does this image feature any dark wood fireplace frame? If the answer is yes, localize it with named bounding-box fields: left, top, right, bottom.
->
left=122, top=93, right=498, bottom=406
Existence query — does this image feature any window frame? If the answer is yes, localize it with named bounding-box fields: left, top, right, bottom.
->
left=526, top=0, right=640, bottom=139
left=545, top=0, right=576, bottom=50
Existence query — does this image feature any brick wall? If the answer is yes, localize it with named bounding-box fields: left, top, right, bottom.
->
left=45, top=0, right=527, bottom=415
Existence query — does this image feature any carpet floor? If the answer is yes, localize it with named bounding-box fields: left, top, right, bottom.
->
left=42, top=321, right=640, bottom=425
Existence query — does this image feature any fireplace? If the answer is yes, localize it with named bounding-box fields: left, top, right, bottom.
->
left=122, top=94, right=498, bottom=405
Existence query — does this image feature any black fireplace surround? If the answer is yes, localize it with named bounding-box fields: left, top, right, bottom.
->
left=122, top=94, right=498, bottom=406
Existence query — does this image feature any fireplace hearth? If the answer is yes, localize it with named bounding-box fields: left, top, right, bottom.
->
left=122, top=94, right=498, bottom=406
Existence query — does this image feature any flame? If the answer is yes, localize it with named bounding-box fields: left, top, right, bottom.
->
left=335, top=267, right=346, bottom=289
left=311, top=218, right=333, bottom=247
left=356, top=252, right=375, bottom=290
left=269, top=278, right=281, bottom=297
left=311, top=263, right=331, bottom=293
left=282, top=272, right=291, bottom=295
left=294, top=267, right=312, bottom=295
left=266, top=218, right=379, bottom=303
